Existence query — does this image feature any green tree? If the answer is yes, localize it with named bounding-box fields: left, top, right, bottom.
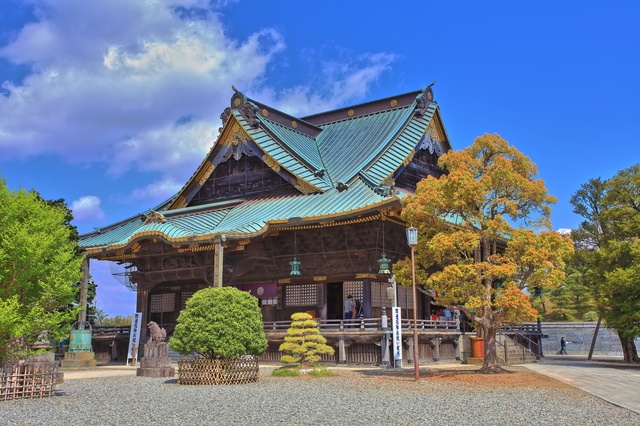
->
left=544, top=248, right=597, bottom=321
left=279, top=312, right=335, bottom=366
left=396, top=134, right=573, bottom=373
left=571, top=165, right=640, bottom=362
left=0, top=178, right=82, bottom=363
left=169, top=287, right=268, bottom=359
left=98, top=315, right=132, bottom=326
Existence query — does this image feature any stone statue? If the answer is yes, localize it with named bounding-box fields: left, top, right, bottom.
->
left=147, top=321, right=167, bottom=343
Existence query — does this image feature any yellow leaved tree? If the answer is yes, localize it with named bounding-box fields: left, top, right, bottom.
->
left=395, top=133, right=574, bottom=373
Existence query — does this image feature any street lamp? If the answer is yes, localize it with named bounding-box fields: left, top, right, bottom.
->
left=405, top=225, right=420, bottom=381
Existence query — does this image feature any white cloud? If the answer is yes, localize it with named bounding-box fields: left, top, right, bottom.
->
left=557, top=228, right=572, bottom=235
left=128, top=177, right=183, bottom=203
left=0, top=0, right=285, bottom=171
left=0, top=1, right=397, bottom=211
left=257, top=52, right=397, bottom=116
left=71, top=195, right=106, bottom=222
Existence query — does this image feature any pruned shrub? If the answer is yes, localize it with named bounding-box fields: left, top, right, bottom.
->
left=169, top=287, right=268, bottom=359
left=278, top=312, right=334, bottom=366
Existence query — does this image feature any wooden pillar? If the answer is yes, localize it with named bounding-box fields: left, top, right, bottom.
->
left=407, top=337, right=415, bottom=364
left=431, top=337, right=441, bottom=362
left=213, top=235, right=225, bottom=288
left=338, top=336, right=347, bottom=364
left=138, top=288, right=149, bottom=343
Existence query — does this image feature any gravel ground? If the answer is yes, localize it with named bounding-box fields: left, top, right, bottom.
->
left=3, top=367, right=639, bottom=425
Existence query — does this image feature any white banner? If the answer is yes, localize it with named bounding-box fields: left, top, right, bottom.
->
left=392, top=307, right=402, bottom=360
left=127, top=312, right=143, bottom=365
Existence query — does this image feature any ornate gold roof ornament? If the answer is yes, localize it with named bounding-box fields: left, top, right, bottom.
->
left=295, top=179, right=316, bottom=195
left=415, top=81, right=436, bottom=117
left=263, top=154, right=281, bottom=172
left=143, top=211, right=167, bottom=224
left=223, top=121, right=251, bottom=147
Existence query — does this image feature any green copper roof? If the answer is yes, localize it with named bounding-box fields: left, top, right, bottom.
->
left=80, top=180, right=393, bottom=251
left=236, top=111, right=332, bottom=191
left=79, top=86, right=450, bottom=253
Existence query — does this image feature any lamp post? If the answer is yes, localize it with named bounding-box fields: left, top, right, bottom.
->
left=406, top=226, right=420, bottom=381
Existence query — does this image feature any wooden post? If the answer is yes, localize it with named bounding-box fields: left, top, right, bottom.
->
left=213, top=235, right=225, bottom=288
left=78, top=257, right=90, bottom=327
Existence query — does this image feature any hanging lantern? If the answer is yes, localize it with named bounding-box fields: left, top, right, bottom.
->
left=378, top=253, right=391, bottom=274
left=289, top=257, right=301, bottom=276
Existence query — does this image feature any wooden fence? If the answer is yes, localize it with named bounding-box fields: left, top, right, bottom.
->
left=0, top=363, right=58, bottom=401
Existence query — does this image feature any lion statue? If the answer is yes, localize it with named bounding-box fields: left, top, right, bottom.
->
left=147, top=321, right=167, bottom=343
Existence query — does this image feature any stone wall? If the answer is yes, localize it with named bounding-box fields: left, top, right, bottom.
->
left=537, top=322, right=640, bottom=356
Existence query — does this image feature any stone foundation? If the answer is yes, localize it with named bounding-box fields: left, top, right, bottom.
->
left=60, top=351, right=97, bottom=369
left=136, top=342, right=174, bottom=378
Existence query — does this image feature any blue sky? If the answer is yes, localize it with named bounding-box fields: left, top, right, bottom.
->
left=1, top=1, right=639, bottom=317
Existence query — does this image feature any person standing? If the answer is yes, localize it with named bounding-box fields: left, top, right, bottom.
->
left=344, top=295, right=354, bottom=321
left=560, top=337, right=567, bottom=355
left=355, top=299, right=363, bottom=319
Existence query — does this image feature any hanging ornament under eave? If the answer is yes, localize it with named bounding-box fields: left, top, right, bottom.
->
left=290, top=257, right=301, bottom=276
left=378, top=253, right=391, bottom=274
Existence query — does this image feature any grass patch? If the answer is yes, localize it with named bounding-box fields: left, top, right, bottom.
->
left=271, top=364, right=335, bottom=377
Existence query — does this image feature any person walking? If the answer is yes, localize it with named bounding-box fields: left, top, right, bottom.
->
left=560, top=337, right=567, bottom=355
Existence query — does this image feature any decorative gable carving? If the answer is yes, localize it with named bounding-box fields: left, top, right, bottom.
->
left=144, top=211, right=167, bottom=224
left=395, top=116, right=448, bottom=191
left=189, top=154, right=298, bottom=206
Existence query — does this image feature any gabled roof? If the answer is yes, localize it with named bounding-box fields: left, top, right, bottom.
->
left=80, top=84, right=451, bottom=254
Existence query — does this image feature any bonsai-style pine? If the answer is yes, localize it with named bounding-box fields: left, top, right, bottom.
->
left=279, top=312, right=334, bottom=367
left=169, top=287, right=268, bottom=359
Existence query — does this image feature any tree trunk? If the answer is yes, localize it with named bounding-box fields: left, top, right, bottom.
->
left=479, top=324, right=505, bottom=374
left=477, top=237, right=505, bottom=374
left=618, top=332, right=640, bottom=363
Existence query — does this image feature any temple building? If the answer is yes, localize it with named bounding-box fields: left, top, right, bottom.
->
left=80, top=84, right=463, bottom=364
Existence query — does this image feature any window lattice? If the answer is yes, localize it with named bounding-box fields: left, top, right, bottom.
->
left=343, top=281, right=363, bottom=304
left=261, top=297, right=277, bottom=306
left=285, top=284, right=318, bottom=306
left=371, top=282, right=413, bottom=308
left=181, top=292, right=194, bottom=310
left=397, top=284, right=413, bottom=309
left=150, top=293, right=175, bottom=313
left=371, top=281, right=389, bottom=308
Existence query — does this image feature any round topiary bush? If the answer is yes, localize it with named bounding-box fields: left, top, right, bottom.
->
left=169, top=287, right=268, bottom=359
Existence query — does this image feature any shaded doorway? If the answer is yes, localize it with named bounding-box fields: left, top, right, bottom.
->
left=327, top=282, right=343, bottom=320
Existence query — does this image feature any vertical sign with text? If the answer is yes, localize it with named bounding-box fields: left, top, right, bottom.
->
left=392, top=307, right=402, bottom=360
left=127, top=312, right=142, bottom=364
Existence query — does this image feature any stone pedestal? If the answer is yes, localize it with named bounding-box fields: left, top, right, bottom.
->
left=137, top=342, right=175, bottom=378
left=26, top=352, right=64, bottom=384
left=60, top=351, right=97, bottom=369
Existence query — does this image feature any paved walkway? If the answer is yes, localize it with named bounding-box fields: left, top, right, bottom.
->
left=522, top=355, right=640, bottom=414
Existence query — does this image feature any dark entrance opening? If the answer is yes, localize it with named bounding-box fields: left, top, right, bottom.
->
left=327, top=282, right=343, bottom=320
